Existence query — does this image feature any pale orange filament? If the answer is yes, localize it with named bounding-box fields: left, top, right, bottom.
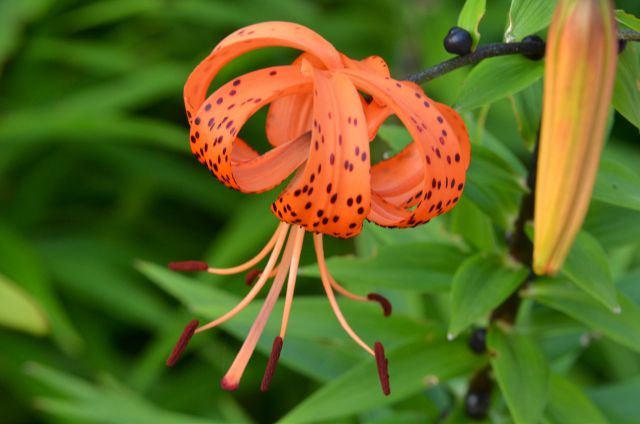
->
left=205, top=222, right=288, bottom=275
left=195, top=224, right=289, bottom=333
left=279, top=229, right=305, bottom=338
left=329, top=275, right=368, bottom=302
left=221, top=226, right=303, bottom=389
left=313, top=233, right=375, bottom=357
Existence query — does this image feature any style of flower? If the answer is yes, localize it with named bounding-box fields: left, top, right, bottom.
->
left=167, top=21, right=470, bottom=396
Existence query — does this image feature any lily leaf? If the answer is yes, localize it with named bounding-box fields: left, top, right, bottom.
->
left=449, top=253, right=528, bottom=337
left=525, top=282, right=640, bottom=354
left=0, top=273, right=48, bottom=336
left=279, top=338, right=486, bottom=424
left=488, top=324, right=550, bottom=424
left=298, top=242, right=467, bottom=293
left=505, top=0, right=558, bottom=42
left=561, top=230, right=619, bottom=312
left=456, top=55, right=544, bottom=111
left=543, top=374, right=608, bottom=424
left=593, top=158, right=640, bottom=211
left=612, top=43, right=640, bottom=130
left=457, top=0, right=486, bottom=49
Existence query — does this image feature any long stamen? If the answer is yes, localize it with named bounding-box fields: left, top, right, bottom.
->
left=245, top=268, right=262, bottom=286
left=169, top=222, right=288, bottom=275
left=279, top=230, right=305, bottom=338
left=260, top=336, right=283, bottom=392
left=367, top=293, right=392, bottom=317
left=220, top=226, right=302, bottom=391
left=196, top=224, right=290, bottom=334
left=329, top=276, right=392, bottom=317
left=313, top=233, right=374, bottom=356
left=260, top=229, right=305, bottom=392
left=374, top=342, right=391, bottom=395
left=166, top=320, right=199, bottom=367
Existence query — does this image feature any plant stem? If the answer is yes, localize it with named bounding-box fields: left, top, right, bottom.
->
left=462, top=139, right=540, bottom=420
left=408, top=29, right=640, bottom=84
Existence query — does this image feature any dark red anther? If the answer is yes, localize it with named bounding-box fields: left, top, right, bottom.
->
left=166, top=320, right=199, bottom=367
left=260, top=336, right=283, bottom=392
left=374, top=341, right=390, bottom=396
left=367, top=293, right=392, bottom=317
left=168, top=261, right=208, bottom=271
left=245, top=268, right=262, bottom=286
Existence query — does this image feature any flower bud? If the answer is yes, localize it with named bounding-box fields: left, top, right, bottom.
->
left=533, top=0, right=617, bottom=275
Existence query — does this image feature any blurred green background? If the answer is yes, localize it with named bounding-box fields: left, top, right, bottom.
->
left=1, top=0, right=639, bottom=423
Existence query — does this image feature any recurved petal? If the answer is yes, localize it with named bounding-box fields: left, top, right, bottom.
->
left=190, top=65, right=312, bottom=192
left=272, top=69, right=371, bottom=238
left=342, top=54, right=391, bottom=78
left=184, top=22, right=342, bottom=119
left=265, top=54, right=323, bottom=147
left=432, top=101, right=471, bottom=171
left=340, top=69, right=468, bottom=228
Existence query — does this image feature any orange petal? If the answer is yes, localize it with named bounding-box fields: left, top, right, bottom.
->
left=341, top=70, right=468, bottom=228
left=272, top=69, right=370, bottom=238
left=370, top=143, right=424, bottom=207
left=432, top=101, right=470, bottom=171
left=184, top=22, right=341, bottom=119
left=342, top=54, right=391, bottom=78
left=265, top=53, right=323, bottom=147
left=189, top=65, right=311, bottom=191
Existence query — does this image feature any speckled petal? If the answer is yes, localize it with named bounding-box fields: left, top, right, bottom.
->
left=264, top=53, right=324, bottom=147
left=271, top=69, right=370, bottom=238
left=341, top=70, right=469, bottom=228
left=189, top=65, right=312, bottom=191
left=184, top=22, right=342, bottom=120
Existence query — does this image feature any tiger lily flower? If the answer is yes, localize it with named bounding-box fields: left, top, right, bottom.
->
left=167, top=21, right=471, bottom=395
left=533, top=0, right=617, bottom=275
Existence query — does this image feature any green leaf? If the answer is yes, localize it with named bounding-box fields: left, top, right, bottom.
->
left=505, top=0, right=558, bottom=42
left=0, top=223, right=82, bottom=352
left=561, top=231, right=619, bottom=312
left=488, top=324, right=550, bottom=424
left=510, top=79, right=542, bottom=148
left=589, top=375, right=640, bottom=424
left=0, top=0, right=53, bottom=75
left=0, top=273, right=48, bottom=335
left=615, top=10, right=640, bottom=32
left=526, top=282, right=640, bottom=354
left=612, top=43, right=640, bottom=130
left=464, top=144, right=527, bottom=228
left=449, top=254, right=528, bottom=338
left=584, top=202, right=640, bottom=250
left=26, top=363, right=233, bottom=424
left=542, top=374, right=608, bottom=424
left=456, top=55, right=544, bottom=110
left=449, top=197, right=499, bottom=252
left=593, top=158, right=640, bottom=211
left=298, top=242, right=468, bottom=293
left=279, top=338, right=486, bottom=424
left=457, top=0, right=486, bottom=49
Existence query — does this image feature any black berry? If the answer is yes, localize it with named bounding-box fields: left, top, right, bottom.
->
left=466, top=389, right=491, bottom=419
left=618, top=39, right=627, bottom=54
left=522, top=35, right=545, bottom=60
left=444, top=26, right=473, bottom=56
left=468, top=328, right=487, bottom=354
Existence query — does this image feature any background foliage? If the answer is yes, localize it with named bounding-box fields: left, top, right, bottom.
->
left=1, top=0, right=639, bottom=423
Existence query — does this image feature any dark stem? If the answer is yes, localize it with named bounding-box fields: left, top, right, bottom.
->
left=462, top=140, right=540, bottom=420
left=620, top=28, right=640, bottom=42
left=408, top=29, right=640, bottom=84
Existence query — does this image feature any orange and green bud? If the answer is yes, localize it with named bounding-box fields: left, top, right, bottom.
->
left=533, top=0, right=617, bottom=275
